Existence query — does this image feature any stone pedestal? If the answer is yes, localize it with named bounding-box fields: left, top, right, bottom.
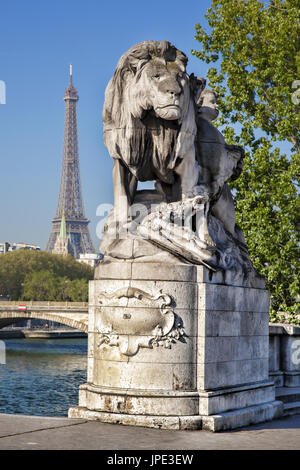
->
left=269, top=324, right=300, bottom=388
left=69, top=262, right=283, bottom=431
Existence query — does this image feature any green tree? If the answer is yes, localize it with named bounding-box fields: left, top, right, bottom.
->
left=23, top=270, right=59, bottom=301
left=0, top=250, right=93, bottom=301
left=22, top=272, right=89, bottom=302
left=66, top=279, right=89, bottom=302
left=192, top=0, right=299, bottom=316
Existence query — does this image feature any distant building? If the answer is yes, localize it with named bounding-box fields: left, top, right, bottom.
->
left=12, top=242, right=41, bottom=251
left=52, top=212, right=70, bottom=256
left=78, top=253, right=101, bottom=267
left=0, top=241, right=40, bottom=254
left=46, top=65, right=95, bottom=258
left=0, top=242, right=10, bottom=254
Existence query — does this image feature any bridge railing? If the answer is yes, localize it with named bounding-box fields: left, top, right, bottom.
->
left=0, top=301, right=88, bottom=307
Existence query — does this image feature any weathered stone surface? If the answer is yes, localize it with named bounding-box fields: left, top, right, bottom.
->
left=95, top=261, right=196, bottom=282
left=91, top=358, right=197, bottom=391
left=197, top=335, right=269, bottom=363
left=87, top=356, right=93, bottom=384
left=198, top=381, right=275, bottom=415
left=94, top=261, right=133, bottom=281
left=269, top=323, right=300, bottom=389
left=270, top=371, right=284, bottom=387
left=68, top=406, right=202, bottom=430
left=201, top=401, right=283, bottom=432
left=197, top=310, right=269, bottom=337
left=284, top=372, right=300, bottom=388
left=91, top=307, right=197, bottom=338
left=95, top=261, right=265, bottom=289
left=197, top=358, right=269, bottom=390
left=74, top=383, right=199, bottom=416
left=198, top=283, right=270, bottom=312
left=269, top=334, right=281, bottom=372
left=90, top=279, right=197, bottom=310
left=89, top=331, right=196, bottom=364
left=69, top=263, right=282, bottom=431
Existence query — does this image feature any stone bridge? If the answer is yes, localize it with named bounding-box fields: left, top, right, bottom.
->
left=0, top=302, right=88, bottom=332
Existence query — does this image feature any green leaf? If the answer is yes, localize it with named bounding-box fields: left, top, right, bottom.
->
left=193, top=0, right=300, bottom=320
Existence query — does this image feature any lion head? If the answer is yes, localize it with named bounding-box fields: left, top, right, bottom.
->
left=102, top=40, right=195, bottom=184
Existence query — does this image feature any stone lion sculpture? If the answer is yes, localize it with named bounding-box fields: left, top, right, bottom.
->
left=100, top=40, right=263, bottom=287
left=102, top=40, right=199, bottom=220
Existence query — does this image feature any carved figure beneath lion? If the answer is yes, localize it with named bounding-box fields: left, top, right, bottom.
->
left=193, top=79, right=246, bottom=246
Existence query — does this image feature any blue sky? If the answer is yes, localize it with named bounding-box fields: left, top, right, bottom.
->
left=0, top=0, right=214, bottom=251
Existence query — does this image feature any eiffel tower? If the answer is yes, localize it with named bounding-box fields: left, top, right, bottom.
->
left=46, top=65, right=95, bottom=258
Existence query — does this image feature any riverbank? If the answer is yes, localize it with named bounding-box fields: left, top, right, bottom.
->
left=0, top=412, right=299, bottom=450
left=0, top=329, right=87, bottom=339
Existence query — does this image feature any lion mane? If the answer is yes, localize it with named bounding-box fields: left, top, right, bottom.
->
left=102, top=40, right=196, bottom=185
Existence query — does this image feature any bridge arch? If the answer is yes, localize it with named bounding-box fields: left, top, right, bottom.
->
left=0, top=302, right=88, bottom=332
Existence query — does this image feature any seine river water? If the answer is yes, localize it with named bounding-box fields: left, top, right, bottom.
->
left=0, top=338, right=87, bottom=417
